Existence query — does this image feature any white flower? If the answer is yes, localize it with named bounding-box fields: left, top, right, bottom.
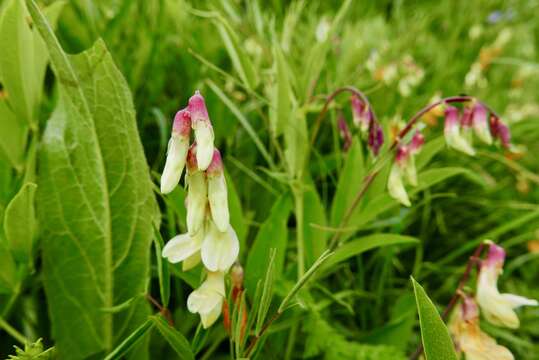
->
left=186, top=147, right=208, bottom=236
left=187, top=271, right=225, bottom=328
left=388, top=162, right=410, bottom=207
left=182, top=252, right=201, bottom=271
left=188, top=91, right=214, bottom=171
left=207, top=149, right=230, bottom=232
left=449, top=295, right=514, bottom=360
left=472, top=102, right=493, bottom=145
left=201, top=221, right=239, bottom=272
left=444, top=106, right=476, bottom=156
left=476, top=241, right=538, bottom=329
left=162, top=231, right=203, bottom=264
left=160, top=109, right=191, bottom=194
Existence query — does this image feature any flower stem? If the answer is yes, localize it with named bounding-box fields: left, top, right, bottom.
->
left=0, top=317, right=28, bottom=345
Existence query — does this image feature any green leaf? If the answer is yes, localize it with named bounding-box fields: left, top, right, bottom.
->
left=411, top=277, right=457, bottom=360
left=284, top=109, right=308, bottom=178
left=152, top=227, right=170, bottom=308
left=226, top=171, right=247, bottom=256
left=330, top=136, right=365, bottom=226
left=150, top=315, right=194, bottom=360
left=303, top=185, right=327, bottom=268
left=104, top=319, right=154, bottom=360
left=0, top=237, right=17, bottom=294
left=3, top=182, right=36, bottom=264
left=255, top=248, right=276, bottom=335
left=245, top=194, right=292, bottom=293
left=270, top=43, right=294, bottom=136
left=28, top=1, right=159, bottom=358
left=0, top=100, right=26, bottom=170
left=322, top=234, right=419, bottom=271
left=413, top=167, right=485, bottom=193
left=415, top=136, right=445, bottom=170
left=0, top=0, right=35, bottom=122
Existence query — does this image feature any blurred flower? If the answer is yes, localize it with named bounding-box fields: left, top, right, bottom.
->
left=160, top=108, right=191, bottom=194
left=186, top=144, right=208, bottom=236
left=388, top=146, right=411, bottom=207
left=476, top=241, right=538, bottom=329
left=444, top=105, right=476, bottom=155
left=315, top=17, right=331, bottom=42
left=489, top=116, right=511, bottom=148
left=368, top=122, right=384, bottom=156
left=472, top=103, right=493, bottom=144
left=187, top=271, right=225, bottom=328
left=350, top=94, right=371, bottom=133
left=337, top=111, right=352, bottom=151
left=421, top=94, right=445, bottom=126
left=189, top=91, right=215, bottom=170
left=449, top=295, right=514, bottom=360
left=207, top=149, right=230, bottom=232
left=201, top=221, right=239, bottom=272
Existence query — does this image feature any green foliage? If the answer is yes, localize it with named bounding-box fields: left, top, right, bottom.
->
left=411, top=278, right=457, bottom=360
left=8, top=339, right=55, bottom=359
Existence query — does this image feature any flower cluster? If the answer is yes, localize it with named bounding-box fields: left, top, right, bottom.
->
left=449, top=241, right=537, bottom=359
left=350, top=94, right=384, bottom=155
left=160, top=91, right=239, bottom=328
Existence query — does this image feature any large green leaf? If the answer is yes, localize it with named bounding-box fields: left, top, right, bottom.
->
left=28, top=1, right=159, bottom=358
left=270, top=43, right=294, bottom=136
left=245, top=194, right=292, bottom=293
left=3, top=182, right=36, bottom=264
left=411, top=278, right=457, bottom=360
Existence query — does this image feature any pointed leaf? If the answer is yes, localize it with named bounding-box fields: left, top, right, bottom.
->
left=3, top=182, right=36, bottom=263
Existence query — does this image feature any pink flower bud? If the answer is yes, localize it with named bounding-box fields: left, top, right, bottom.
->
left=472, top=103, right=492, bottom=144
left=189, top=91, right=215, bottom=170
left=484, top=241, right=506, bottom=269
left=172, top=108, right=192, bottom=137
left=368, top=122, right=384, bottom=156
left=206, top=149, right=224, bottom=178
left=444, top=106, right=475, bottom=155
left=461, top=294, right=479, bottom=322
left=490, top=116, right=511, bottom=148
left=351, top=95, right=371, bottom=132
left=460, top=106, right=473, bottom=128
left=395, top=145, right=410, bottom=166
left=337, top=112, right=352, bottom=151
left=409, top=131, right=425, bottom=154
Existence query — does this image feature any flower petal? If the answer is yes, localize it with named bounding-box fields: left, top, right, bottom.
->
left=186, top=171, right=208, bottom=236
left=162, top=233, right=201, bottom=263
left=160, top=136, right=189, bottom=194
left=388, top=164, right=411, bottom=207
left=208, top=173, right=230, bottom=232
left=502, top=293, right=538, bottom=308
left=194, top=122, right=214, bottom=170
left=201, top=224, right=239, bottom=272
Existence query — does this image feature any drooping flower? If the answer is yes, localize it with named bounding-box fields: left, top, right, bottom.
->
left=444, top=105, right=476, bottom=155
left=160, top=109, right=191, bottom=194
left=449, top=294, right=514, bottom=360
left=201, top=221, right=239, bottom=272
left=388, top=146, right=411, bottom=207
left=187, top=271, right=225, bottom=329
left=186, top=145, right=208, bottom=236
left=207, top=149, right=230, bottom=232
left=476, top=241, right=538, bottom=329
left=351, top=94, right=371, bottom=133
left=337, top=112, right=352, bottom=151
left=490, top=116, right=511, bottom=148
left=188, top=91, right=215, bottom=170
left=162, top=231, right=203, bottom=266
left=472, top=102, right=493, bottom=144
left=368, top=121, right=384, bottom=156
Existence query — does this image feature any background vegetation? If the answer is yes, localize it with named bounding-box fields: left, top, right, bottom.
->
left=0, top=0, right=538, bottom=359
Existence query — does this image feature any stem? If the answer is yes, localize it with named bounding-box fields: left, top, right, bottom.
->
left=294, top=186, right=305, bottom=279
left=409, top=242, right=485, bottom=360
left=0, top=317, right=28, bottom=345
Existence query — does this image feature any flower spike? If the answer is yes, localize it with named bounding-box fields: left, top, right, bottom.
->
left=160, top=109, right=191, bottom=194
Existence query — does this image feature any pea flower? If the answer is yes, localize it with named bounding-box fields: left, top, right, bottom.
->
left=186, top=144, right=208, bottom=236
left=201, top=220, right=239, bottom=272
left=351, top=94, right=371, bottom=133
left=162, top=231, right=203, bottom=270
left=471, top=102, right=493, bottom=144
left=476, top=241, right=538, bottom=329
left=187, top=271, right=225, bottom=329
left=206, top=149, right=230, bottom=232
left=337, top=112, right=352, bottom=151
left=444, top=105, right=476, bottom=156
left=368, top=121, right=384, bottom=156
left=189, top=91, right=215, bottom=170
left=449, top=294, right=514, bottom=360
left=490, top=116, right=511, bottom=149
left=160, top=109, right=191, bottom=194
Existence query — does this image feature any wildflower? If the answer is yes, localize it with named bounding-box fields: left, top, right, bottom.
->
left=162, top=231, right=203, bottom=265
left=207, top=149, right=230, bottom=232
left=368, top=121, right=384, bottom=156
left=189, top=91, right=215, bottom=170
left=472, top=102, right=492, bottom=144
left=351, top=94, right=371, bottom=133
left=449, top=295, right=514, bottom=360
left=187, top=271, right=225, bottom=329
left=160, top=109, right=191, bottom=194
left=490, top=116, right=511, bottom=148
left=337, top=112, right=352, bottom=151
left=186, top=145, right=208, bottom=236
left=388, top=146, right=411, bottom=207
left=201, top=221, right=239, bottom=272
left=444, top=105, right=476, bottom=155
left=476, top=241, right=538, bottom=329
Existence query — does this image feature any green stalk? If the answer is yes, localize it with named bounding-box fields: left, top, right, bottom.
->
left=0, top=317, right=28, bottom=345
left=293, top=186, right=305, bottom=279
